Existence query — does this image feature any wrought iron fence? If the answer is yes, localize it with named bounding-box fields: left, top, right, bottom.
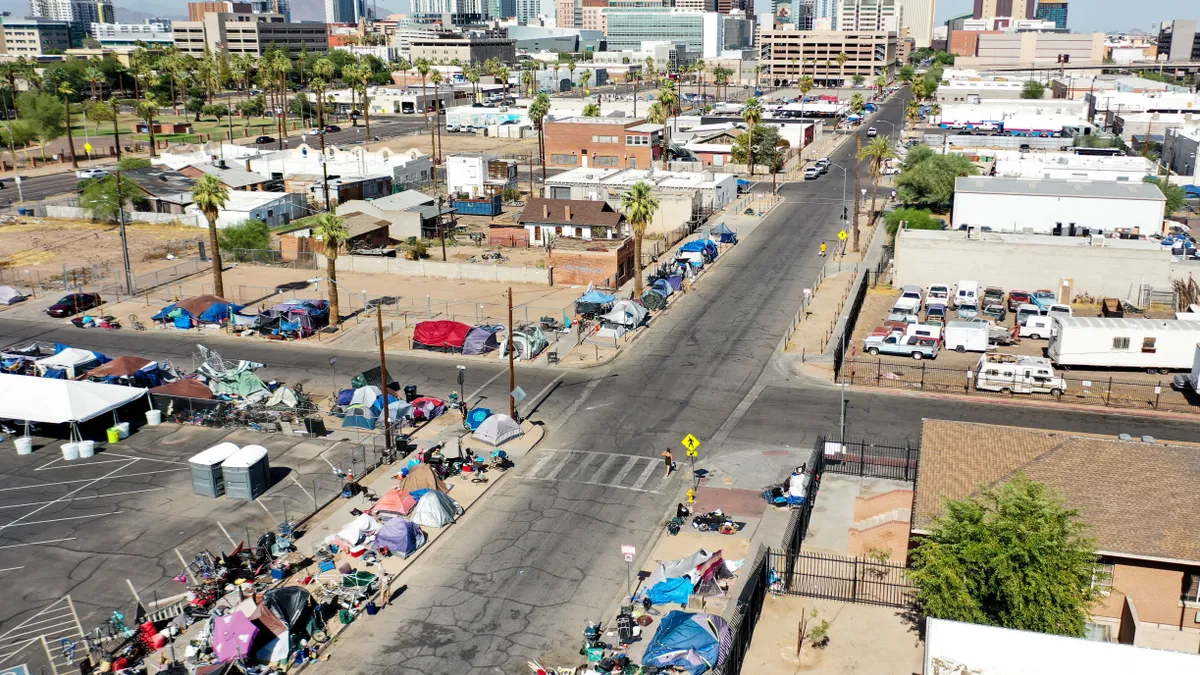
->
left=711, top=546, right=770, bottom=675
left=769, top=549, right=916, bottom=609
left=813, top=433, right=919, bottom=483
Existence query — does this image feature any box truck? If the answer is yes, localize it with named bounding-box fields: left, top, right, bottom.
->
left=1047, top=317, right=1200, bottom=372
left=944, top=321, right=990, bottom=353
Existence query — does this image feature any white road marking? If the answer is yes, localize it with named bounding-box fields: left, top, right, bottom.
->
left=0, top=566, right=25, bottom=573
left=0, top=511, right=121, bottom=528
left=0, top=537, right=76, bottom=550
left=466, top=369, right=507, bottom=403
left=525, top=374, right=565, bottom=414
left=584, top=454, right=619, bottom=485
left=0, top=468, right=188, bottom=492
left=520, top=451, right=667, bottom=494
left=526, top=450, right=556, bottom=479
left=288, top=474, right=314, bottom=502
left=0, top=487, right=164, bottom=511
left=541, top=452, right=574, bottom=481
left=611, top=456, right=640, bottom=485
left=630, top=461, right=659, bottom=490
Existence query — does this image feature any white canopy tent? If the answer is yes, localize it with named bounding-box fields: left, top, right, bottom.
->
left=0, top=374, right=147, bottom=439
left=34, top=348, right=103, bottom=379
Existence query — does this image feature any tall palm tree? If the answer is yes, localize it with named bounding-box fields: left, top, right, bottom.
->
left=520, top=68, right=533, bottom=101
left=416, top=58, right=432, bottom=155
left=852, top=133, right=862, bottom=253
left=621, top=180, right=659, bottom=297
left=396, top=57, right=411, bottom=88
left=498, top=66, right=510, bottom=104
left=646, top=101, right=667, bottom=169
left=136, top=95, right=161, bottom=158
left=528, top=92, right=551, bottom=182
left=314, top=213, right=350, bottom=326
left=430, top=69, right=444, bottom=165
left=657, top=80, right=678, bottom=165
left=742, top=97, right=762, bottom=177
left=836, top=52, right=849, bottom=88
left=582, top=102, right=600, bottom=116
left=714, top=67, right=729, bottom=102
left=566, top=57, right=577, bottom=96
left=84, top=66, right=104, bottom=100
left=797, top=75, right=814, bottom=161
left=859, top=136, right=897, bottom=225
left=905, top=99, right=921, bottom=132
left=109, top=97, right=121, bottom=161
left=353, top=59, right=373, bottom=138
left=578, top=68, right=590, bottom=100
left=269, top=50, right=291, bottom=144
left=59, top=84, right=78, bottom=169
left=466, top=64, right=481, bottom=103
left=193, top=174, right=230, bottom=297
left=694, top=58, right=706, bottom=106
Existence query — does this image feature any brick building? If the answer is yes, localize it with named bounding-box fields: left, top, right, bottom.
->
left=518, top=198, right=627, bottom=244
left=543, top=117, right=663, bottom=171
left=547, top=236, right=635, bottom=287
left=913, top=420, right=1200, bottom=653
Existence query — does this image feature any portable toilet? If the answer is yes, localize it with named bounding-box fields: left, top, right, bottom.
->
left=221, top=444, right=272, bottom=500
left=188, top=442, right=241, bottom=498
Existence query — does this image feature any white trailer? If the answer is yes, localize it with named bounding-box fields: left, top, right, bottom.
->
left=944, top=321, right=989, bottom=353
left=1047, top=317, right=1200, bottom=372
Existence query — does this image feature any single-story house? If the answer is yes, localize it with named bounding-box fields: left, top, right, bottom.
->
left=132, top=121, right=193, bottom=134
left=335, top=189, right=452, bottom=241
left=518, top=198, right=628, bottom=244
left=124, top=166, right=197, bottom=214
left=683, top=128, right=743, bottom=168
left=276, top=211, right=391, bottom=260
left=309, top=174, right=393, bottom=208
left=180, top=161, right=277, bottom=191
left=184, top=191, right=306, bottom=229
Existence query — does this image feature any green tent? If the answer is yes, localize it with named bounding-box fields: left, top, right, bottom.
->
left=210, top=370, right=267, bottom=398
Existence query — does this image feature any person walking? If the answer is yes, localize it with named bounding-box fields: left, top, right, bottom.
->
left=661, top=448, right=674, bottom=476
left=819, top=242, right=827, bottom=257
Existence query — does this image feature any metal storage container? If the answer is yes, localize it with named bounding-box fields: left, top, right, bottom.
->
left=221, top=444, right=272, bottom=500
left=452, top=195, right=502, bottom=216
left=188, top=442, right=241, bottom=498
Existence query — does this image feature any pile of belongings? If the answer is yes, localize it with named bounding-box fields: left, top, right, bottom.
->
left=412, top=320, right=471, bottom=353
left=675, top=239, right=718, bottom=268
left=497, top=323, right=548, bottom=361
left=642, top=550, right=739, bottom=607
left=0, top=342, right=59, bottom=376
left=249, top=587, right=327, bottom=664
left=641, top=611, right=732, bottom=675
left=641, top=278, right=675, bottom=311
left=575, top=287, right=616, bottom=318
left=194, top=346, right=269, bottom=403
left=707, top=222, right=738, bottom=244
left=153, top=295, right=243, bottom=329
left=34, top=346, right=110, bottom=379
left=597, top=300, right=649, bottom=338
left=337, top=385, right=412, bottom=430
left=79, top=355, right=168, bottom=387
left=240, top=299, right=331, bottom=338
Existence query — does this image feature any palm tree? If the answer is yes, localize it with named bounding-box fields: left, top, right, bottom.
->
left=192, top=174, right=230, bottom=297
left=694, top=58, right=706, bottom=105
left=836, top=52, right=849, bottom=88
left=859, top=136, right=897, bottom=225
left=314, top=213, right=350, bottom=326
left=109, top=97, right=121, bottom=161
left=430, top=69, right=444, bottom=165
left=621, top=181, right=659, bottom=297
left=528, top=92, right=551, bottom=182
left=466, top=64, right=481, bottom=104
left=582, top=102, right=600, bottom=117
left=59, top=84, right=78, bottom=169
left=646, top=101, right=667, bottom=169
left=849, top=93, right=866, bottom=116
left=658, top=80, right=678, bottom=157
left=396, top=57, right=411, bottom=89
left=742, top=97, right=762, bottom=177
left=566, top=57, right=577, bottom=96
left=852, top=134, right=862, bottom=253
left=416, top=58, right=432, bottom=155
left=874, top=74, right=888, bottom=98
left=136, top=95, right=161, bottom=158
left=498, top=66, right=510, bottom=104
left=905, top=99, right=921, bottom=133
left=352, top=59, right=373, bottom=139
left=84, top=66, right=104, bottom=100
left=578, top=68, right=590, bottom=100
left=520, top=68, right=533, bottom=101
left=797, top=75, right=814, bottom=160
left=714, top=67, right=729, bottom=102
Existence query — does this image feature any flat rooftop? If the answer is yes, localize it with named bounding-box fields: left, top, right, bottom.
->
left=955, top=176, right=1166, bottom=201
left=547, top=167, right=733, bottom=189
left=897, top=228, right=1165, bottom=251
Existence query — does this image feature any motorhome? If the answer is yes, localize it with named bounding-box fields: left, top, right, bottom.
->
left=1048, top=317, right=1200, bottom=372
left=974, top=354, right=1066, bottom=395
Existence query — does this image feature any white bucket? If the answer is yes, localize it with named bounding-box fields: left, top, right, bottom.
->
left=115, top=422, right=130, bottom=439
left=78, top=440, right=96, bottom=458
left=146, top=409, right=163, bottom=426
left=15, top=437, right=32, bottom=455
left=62, top=442, right=80, bottom=461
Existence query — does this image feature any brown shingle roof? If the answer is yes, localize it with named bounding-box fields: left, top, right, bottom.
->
left=339, top=212, right=392, bottom=238
left=914, top=419, right=1200, bottom=563
left=518, top=198, right=625, bottom=228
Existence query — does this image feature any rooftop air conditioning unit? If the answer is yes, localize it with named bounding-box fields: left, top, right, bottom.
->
left=1089, top=234, right=1105, bottom=246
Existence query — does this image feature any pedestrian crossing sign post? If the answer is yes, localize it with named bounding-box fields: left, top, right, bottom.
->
left=837, top=230, right=848, bottom=241
left=681, top=434, right=700, bottom=485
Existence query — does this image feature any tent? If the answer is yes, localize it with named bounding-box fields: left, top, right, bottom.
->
left=473, top=413, right=522, bottom=447
left=366, top=489, right=418, bottom=519
left=34, top=348, right=108, bottom=379
left=408, top=490, right=463, bottom=528
left=0, top=286, right=26, bottom=305
left=410, top=396, right=446, bottom=422
left=412, top=320, right=471, bottom=352
left=679, top=239, right=718, bottom=260
left=350, top=366, right=397, bottom=390
left=261, top=587, right=324, bottom=651
left=348, top=385, right=385, bottom=408
left=641, top=288, right=667, bottom=311
left=397, top=463, right=449, bottom=494
left=497, top=324, right=548, bottom=361
left=342, top=404, right=378, bottom=430
left=150, top=378, right=214, bottom=399
left=463, top=325, right=502, bottom=355
left=647, top=550, right=713, bottom=588
left=466, top=407, right=493, bottom=431
left=0, top=374, right=146, bottom=425
left=209, top=369, right=267, bottom=400
left=575, top=289, right=616, bottom=317
left=152, top=295, right=242, bottom=328
left=335, top=513, right=381, bottom=547
left=707, top=222, right=738, bottom=244
left=641, top=611, right=733, bottom=675
left=82, top=356, right=164, bottom=387
left=373, top=517, right=426, bottom=558
left=211, top=612, right=258, bottom=663
left=387, top=399, right=415, bottom=422
left=651, top=278, right=675, bottom=298
left=600, top=300, right=649, bottom=328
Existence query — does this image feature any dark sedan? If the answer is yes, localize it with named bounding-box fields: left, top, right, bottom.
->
left=46, top=293, right=102, bottom=318
left=324, top=124, right=342, bottom=133
left=254, top=135, right=276, bottom=144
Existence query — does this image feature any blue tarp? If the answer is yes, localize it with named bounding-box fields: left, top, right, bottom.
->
left=642, top=611, right=732, bottom=675
left=679, top=240, right=718, bottom=258
left=647, top=578, right=693, bottom=606
left=152, top=296, right=243, bottom=325
left=736, top=179, right=750, bottom=187
left=578, top=290, right=617, bottom=304
left=467, top=407, right=493, bottom=430
left=1184, top=184, right=1200, bottom=197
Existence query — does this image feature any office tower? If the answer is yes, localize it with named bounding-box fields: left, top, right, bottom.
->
left=325, top=0, right=366, bottom=23
left=973, top=0, right=1034, bottom=21
left=1033, top=0, right=1067, bottom=29
left=896, top=0, right=932, bottom=47
left=29, top=0, right=114, bottom=34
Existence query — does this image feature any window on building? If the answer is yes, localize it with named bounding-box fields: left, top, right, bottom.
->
left=550, top=186, right=571, bottom=199
left=554, top=226, right=563, bottom=236
left=594, top=155, right=618, bottom=167
left=628, top=157, right=637, bottom=169
left=1183, top=573, right=1200, bottom=604
left=1112, top=337, right=1130, bottom=350
left=551, top=154, right=577, bottom=165
left=1090, top=560, right=1113, bottom=595
left=1142, top=337, right=1157, bottom=353
left=532, top=227, right=541, bottom=241
left=626, top=135, right=648, bottom=146
left=592, top=135, right=618, bottom=144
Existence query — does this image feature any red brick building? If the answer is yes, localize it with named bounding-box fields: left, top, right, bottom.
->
left=548, top=236, right=634, bottom=287
left=543, top=118, right=663, bottom=171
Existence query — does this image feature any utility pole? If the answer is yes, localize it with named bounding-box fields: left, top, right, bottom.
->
left=111, top=98, right=122, bottom=161
left=115, top=169, right=134, bottom=294
left=507, top=287, right=516, bottom=419
left=528, top=152, right=534, bottom=197
left=376, top=302, right=393, bottom=458
left=438, top=195, right=448, bottom=261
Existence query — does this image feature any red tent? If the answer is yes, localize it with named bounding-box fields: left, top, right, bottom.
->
left=150, top=378, right=215, bottom=399
left=366, top=489, right=418, bottom=519
left=413, top=321, right=471, bottom=350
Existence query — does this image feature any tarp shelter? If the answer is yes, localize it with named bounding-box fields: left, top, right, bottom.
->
left=473, top=413, right=522, bottom=447
left=498, top=324, right=548, bottom=361
left=211, top=612, right=258, bottom=663
left=209, top=370, right=267, bottom=399
left=34, top=348, right=108, bottom=379
left=707, top=222, right=737, bottom=244
left=641, top=288, right=667, bottom=311
left=408, top=490, right=463, bottom=528
left=350, top=366, right=397, bottom=390
left=152, top=295, right=242, bottom=328
left=575, top=289, right=616, bottom=317
left=0, top=286, right=26, bottom=305
left=466, top=407, right=493, bottom=431
left=366, top=489, right=418, bottom=519
left=463, top=325, right=502, bottom=355
left=342, top=404, right=378, bottom=430
left=150, top=378, right=214, bottom=399
left=373, top=517, right=426, bottom=558
left=261, top=587, right=325, bottom=651
left=647, top=577, right=693, bottom=606
left=335, top=513, right=381, bottom=547
left=412, top=320, right=471, bottom=352
left=647, top=550, right=713, bottom=588
left=82, top=356, right=164, bottom=387
left=600, top=300, right=649, bottom=327
left=642, top=611, right=733, bottom=675
left=397, top=463, right=449, bottom=494
left=0, top=374, right=146, bottom=425
left=679, top=239, right=718, bottom=260
left=1184, top=184, right=1200, bottom=198
left=410, top=396, right=446, bottom=422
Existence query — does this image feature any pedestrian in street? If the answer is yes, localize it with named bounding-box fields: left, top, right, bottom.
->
left=819, top=242, right=827, bottom=257
left=661, top=448, right=674, bottom=476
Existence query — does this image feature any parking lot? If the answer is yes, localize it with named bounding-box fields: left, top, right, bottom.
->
left=0, top=422, right=370, bottom=671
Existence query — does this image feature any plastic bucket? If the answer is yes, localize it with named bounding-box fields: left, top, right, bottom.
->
left=62, top=442, right=80, bottom=461
left=115, top=422, right=130, bottom=439
left=15, top=437, right=32, bottom=455
left=145, top=409, right=162, bottom=426
left=79, top=440, right=96, bottom=458
left=106, top=428, right=120, bottom=445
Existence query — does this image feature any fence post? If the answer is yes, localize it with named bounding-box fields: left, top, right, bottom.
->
left=858, top=440, right=865, bottom=478
left=905, top=443, right=912, bottom=482
left=851, top=557, right=859, bottom=602
left=920, top=362, right=925, bottom=390
left=1106, top=377, right=1112, bottom=406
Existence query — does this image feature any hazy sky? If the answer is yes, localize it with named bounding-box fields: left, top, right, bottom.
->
left=934, top=0, right=1193, bottom=34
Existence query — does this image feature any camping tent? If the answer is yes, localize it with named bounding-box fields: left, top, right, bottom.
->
left=211, top=612, right=258, bottom=663
left=651, top=279, right=674, bottom=298
left=575, top=289, right=616, bottom=317
left=463, top=326, right=502, bottom=355
left=373, top=517, right=426, bottom=558
left=350, top=366, right=397, bottom=390
left=641, top=611, right=733, bottom=675
left=600, top=300, right=649, bottom=327
left=498, top=324, right=548, bottom=361
left=0, top=286, right=26, bottom=305
left=366, top=490, right=418, bottom=519
left=82, top=356, right=164, bottom=387
left=335, top=513, right=381, bottom=547
left=261, top=587, right=324, bottom=652
left=408, top=490, right=463, bottom=528
left=466, top=407, right=493, bottom=431
left=410, top=396, right=446, bottom=422
left=150, top=378, right=214, bottom=399
left=0, top=374, right=146, bottom=424
left=397, top=463, right=449, bottom=494
left=412, top=321, right=471, bottom=352
left=473, top=413, right=522, bottom=447
left=34, top=348, right=108, bottom=379
left=641, top=288, right=667, bottom=311
left=152, top=295, right=242, bottom=328
left=707, top=222, right=738, bottom=244
left=679, top=239, right=718, bottom=261
left=342, top=404, right=378, bottom=430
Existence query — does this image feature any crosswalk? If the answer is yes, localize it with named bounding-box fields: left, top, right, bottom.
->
left=521, top=449, right=674, bottom=494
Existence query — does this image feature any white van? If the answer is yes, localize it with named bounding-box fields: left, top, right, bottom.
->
left=974, top=354, right=1066, bottom=395
left=927, top=283, right=952, bottom=306
left=955, top=280, right=979, bottom=309
left=1019, top=316, right=1055, bottom=339
left=1015, top=303, right=1042, bottom=326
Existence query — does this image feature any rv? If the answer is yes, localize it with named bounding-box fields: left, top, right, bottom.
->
left=974, top=354, right=1066, bottom=395
left=944, top=321, right=989, bottom=353
left=955, top=280, right=979, bottom=308
left=1048, top=317, right=1200, bottom=372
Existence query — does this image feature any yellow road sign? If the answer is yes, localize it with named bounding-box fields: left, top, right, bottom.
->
left=83, top=142, right=93, bottom=153
left=837, top=230, right=848, bottom=241
left=681, top=433, right=701, bottom=456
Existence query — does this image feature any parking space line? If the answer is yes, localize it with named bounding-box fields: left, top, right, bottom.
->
left=256, top=499, right=278, bottom=525
left=288, top=474, right=314, bottom=503
left=0, top=566, right=24, bottom=573
left=466, top=369, right=507, bottom=404
left=0, top=537, right=76, bottom=550
left=316, top=441, right=343, bottom=470
left=2, top=511, right=121, bottom=528
left=0, top=487, right=163, bottom=511
left=0, top=468, right=187, bottom=492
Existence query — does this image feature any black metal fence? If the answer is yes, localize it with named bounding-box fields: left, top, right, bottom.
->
left=768, top=549, right=916, bottom=609
left=832, top=269, right=871, bottom=377
left=812, top=433, right=919, bottom=483
left=711, top=547, right=770, bottom=675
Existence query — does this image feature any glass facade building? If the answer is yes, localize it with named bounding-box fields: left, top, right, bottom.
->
left=1033, top=0, right=1067, bottom=29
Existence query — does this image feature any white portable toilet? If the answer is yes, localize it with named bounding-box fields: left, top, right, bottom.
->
left=188, top=442, right=241, bottom=498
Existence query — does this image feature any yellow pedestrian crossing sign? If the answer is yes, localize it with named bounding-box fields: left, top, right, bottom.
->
left=837, top=230, right=848, bottom=241
left=83, top=142, right=93, bottom=153
left=681, top=434, right=701, bottom=456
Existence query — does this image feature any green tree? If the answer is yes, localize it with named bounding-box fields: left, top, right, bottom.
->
left=730, top=125, right=788, bottom=173
left=849, top=93, right=866, bottom=115
left=202, top=103, right=229, bottom=122
left=186, top=95, right=206, bottom=121
left=16, top=91, right=65, bottom=162
left=528, top=93, right=551, bottom=183
left=741, top=97, right=762, bottom=176
left=853, top=74, right=865, bottom=86
left=218, top=218, right=270, bottom=252
left=237, top=95, right=265, bottom=130
left=135, top=95, right=162, bottom=158
left=192, top=174, right=230, bottom=297
left=895, top=146, right=978, bottom=209
left=314, top=213, right=350, bottom=326
left=582, top=102, right=600, bottom=117
left=884, top=207, right=943, bottom=238
left=909, top=475, right=1102, bottom=637
left=620, top=180, right=660, bottom=297
left=859, top=136, right=898, bottom=222
left=79, top=173, right=144, bottom=222
left=899, top=64, right=916, bottom=83
left=1144, top=176, right=1186, bottom=213
left=117, top=157, right=151, bottom=170
left=1021, top=80, right=1046, bottom=99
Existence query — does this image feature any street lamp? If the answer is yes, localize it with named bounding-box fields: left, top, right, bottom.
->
left=875, top=119, right=897, bottom=140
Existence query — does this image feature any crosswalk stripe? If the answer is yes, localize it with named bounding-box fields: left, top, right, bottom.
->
left=541, top=452, right=574, bottom=481
left=654, top=471, right=674, bottom=492
left=611, top=456, right=639, bottom=485
left=526, top=449, right=556, bottom=479
left=631, top=461, right=659, bottom=490
left=584, top=454, right=620, bottom=485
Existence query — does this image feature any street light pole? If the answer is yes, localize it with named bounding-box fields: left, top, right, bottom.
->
left=376, top=296, right=393, bottom=458
left=507, top=287, right=516, bottom=419
left=115, top=169, right=134, bottom=294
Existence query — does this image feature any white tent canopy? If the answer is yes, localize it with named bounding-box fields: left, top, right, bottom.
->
left=0, top=374, right=147, bottom=424
left=472, top=413, right=522, bottom=447
left=34, top=348, right=102, bottom=378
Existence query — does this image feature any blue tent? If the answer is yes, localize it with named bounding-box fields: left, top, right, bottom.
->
left=152, top=295, right=243, bottom=328
left=369, top=392, right=400, bottom=415
left=679, top=240, right=718, bottom=260
left=736, top=179, right=750, bottom=188
left=342, top=404, right=378, bottom=430
left=646, top=578, right=693, bottom=606
left=467, top=407, right=493, bottom=430
left=578, top=290, right=616, bottom=304
left=642, top=611, right=733, bottom=675
left=707, top=223, right=737, bottom=244
left=1184, top=184, right=1200, bottom=198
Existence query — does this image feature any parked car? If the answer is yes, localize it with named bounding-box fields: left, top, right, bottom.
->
left=1015, top=303, right=1042, bottom=326
left=804, top=167, right=821, bottom=180
left=899, top=285, right=924, bottom=310
left=881, top=166, right=900, bottom=175
left=863, top=333, right=938, bottom=360
left=325, top=124, right=342, bottom=132
left=983, top=286, right=1004, bottom=307
left=1047, top=303, right=1072, bottom=318
left=1031, top=289, right=1057, bottom=311
left=1007, top=289, right=1033, bottom=312
left=927, top=283, right=952, bottom=306
left=75, top=168, right=108, bottom=180
left=926, top=304, right=947, bottom=322
left=254, top=135, right=276, bottom=144
left=982, top=304, right=1007, bottom=322
left=815, top=158, right=830, bottom=173
left=46, top=293, right=102, bottom=318
left=308, top=128, right=325, bottom=135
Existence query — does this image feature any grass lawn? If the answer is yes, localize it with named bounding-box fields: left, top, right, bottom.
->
left=77, top=112, right=303, bottom=143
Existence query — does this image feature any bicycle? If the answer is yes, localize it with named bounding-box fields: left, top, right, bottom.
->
left=60, top=638, right=78, bottom=664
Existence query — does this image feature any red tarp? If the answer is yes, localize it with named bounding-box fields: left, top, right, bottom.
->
left=413, top=321, right=471, bottom=348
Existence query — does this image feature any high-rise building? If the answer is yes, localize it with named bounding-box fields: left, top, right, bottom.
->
left=759, top=28, right=897, bottom=85
left=972, top=0, right=1034, bottom=22
left=248, top=0, right=291, bottom=21
left=676, top=0, right=716, bottom=11
left=172, top=10, right=328, bottom=57
left=896, top=0, right=933, bottom=47
left=89, top=20, right=173, bottom=45
left=603, top=8, right=750, bottom=57
left=324, top=0, right=366, bottom=23
left=0, top=17, right=73, bottom=55
left=1033, top=0, right=1066, bottom=29
left=809, top=0, right=837, bottom=29
left=28, top=0, right=114, bottom=35
left=1157, top=19, right=1200, bottom=62
left=839, top=0, right=899, bottom=33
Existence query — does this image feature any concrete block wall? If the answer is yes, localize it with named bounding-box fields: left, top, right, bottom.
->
left=318, top=254, right=553, bottom=285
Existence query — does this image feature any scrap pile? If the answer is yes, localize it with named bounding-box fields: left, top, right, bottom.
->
left=230, top=299, right=331, bottom=340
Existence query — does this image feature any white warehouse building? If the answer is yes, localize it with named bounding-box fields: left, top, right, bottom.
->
left=951, top=177, right=1167, bottom=236
left=990, top=151, right=1158, bottom=182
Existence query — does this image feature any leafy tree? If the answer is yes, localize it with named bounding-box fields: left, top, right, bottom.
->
left=192, top=174, right=230, bottom=297
left=620, top=180, right=659, bottom=297
left=202, top=103, right=229, bottom=121
left=1144, top=176, right=1186, bottom=213
left=502, top=186, right=522, bottom=204
left=237, top=95, right=265, bottom=130
left=1021, top=80, right=1046, bottom=99
left=186, top=95, right=206, bottom=121
left=117, top=157, right=151, bottom=170
left=909, top=475, right=1102, bottom=637
left=898, top=64, right=916, bottom=83
left=84, top=100, right=114, bottom=132
left=16, top=91, right=65, bottom=161
left=730, top=125, right=788, bottom=173
left=314, top=213, right=350, bottom=326
left=582, top=102, right=600, bottom=117
left=885, top=207, right=943, bottom=238
left=895, top=145, right=978, bottom=209
left=853, top=74, right=865, bottom=86
left=218, top=218, right=270, bottom=251
left=80, top=173, right=144, bottom=222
